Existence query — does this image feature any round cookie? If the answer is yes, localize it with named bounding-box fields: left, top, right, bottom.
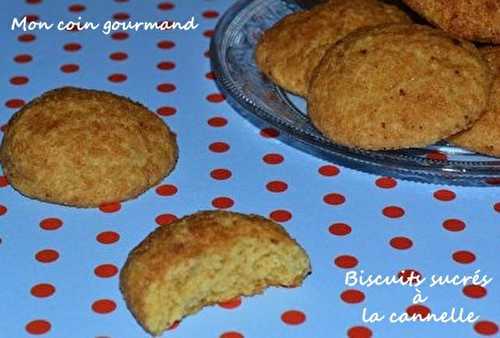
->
left=120, top=210, right=311, bottom=335
left=449, top=47, right=500, bottom=157
left=0, top=87, right=178, bottom=207
left=255, top=0, right=411, bottom=97
left=402, top=0, right=500, bottom=43
left=308, top=24, right=492, bottom=150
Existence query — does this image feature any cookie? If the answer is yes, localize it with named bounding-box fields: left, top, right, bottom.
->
left=255, top=0, right=411, bottom=97
left=308, top=24, right=492, bottom=150
left=449, top=47, right=500, bottom=157
left=0, top=87, right=178, bottom=207
left=402, top=0, right=500, bottom=43
left=120, top=210, right=311, bottom=336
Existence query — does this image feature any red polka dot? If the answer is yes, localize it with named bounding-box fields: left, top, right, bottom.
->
left=157, top=61, right=176, bottom=70
left=39, top=218, right=63, bottom=231
left=203, top=29, right=215, bottom=38
left=156, top=184, right=178, bottom=196
left=347, top=326, right=373, bottom=338
left=329, top=223, right=351, bottom=236
left=0, top=205, right=7, bottom=216
left=494, top=203, right=500, bottom=213
left=203, top=10, right=220, bottom=18
left=323, top=193, right=346, bottom=205
left=266, top=180, right=288, bottom=193
left=14, top=54, right=33, bottom=63
left=434, top=189, right=456, bottom=201
left=205, top=71, right=216, bottom=80
left=397, top=269, right=423, bottom=285
left=63, top=42, right=81, bottom=52
left=18, top=33, right=36, bottom=42
left=108, top=73, right=127, bottom=82
left=334, top=255, right=358, bottom=269
left=390, top=236, right=413, bottom=250
left=269, top=209, right=292, bottom=222
left=263, top=153, right=284, bottom=165
left=68, top=4, right=85, bottom=12
left=340, top=289, right=365, bottom=304
left=99, top=202, right=121, bottom=213
left=26, top=0, right=42, bottom=3
left=25, top=14, right=40, bottom=22
left=5, top=98, right=25, bottom=109
left=474, top=321, right=499, bottom=336
left=158, top=2, right=175, bottom=10
left=92, top=299, right=116, bottom=314
left=94, top=264, right=118, bottom=278
left=10, top=76, right=29, bottom=85
left=156, top=106, right=177, bottom=116
left=220, top=332, right=243, bottom=338
left=211, top=168, right=232, bottom=180
left=31, top=283, right=55, bottom=298
left=281, top=310, right=306, bottom=325
left=157, top=40, right=175, bottom=49
left=208, top=117, right=227, bottom=127
left=26, top=320, right=51, bottom=335
left=155, top=213, right=178, bottom=226
left=463, top=284, right=487, bottom=298
left=485, top=178, right=500, bottom=186
left=260, top=127, right=280, bottom=138
left=442, top=219, right=466, bottom=232
left=406, top=304, right=431, bottom=318
left=452, top=250, right=476, bottom=264
left=96, top=231, right=120, bottom=244
left=157, top=83, right=176, bottom=93
left=111, top=32, right=129, bottom=40
left=427, top=151, right=448, bottom=161
left=0, top=176, right=8, bottom=187
left=113, top=12, right=130, bottom=21
left=218, top=297, right=241, bottom=309
left=167, top=321, right=179, bottom=330
left=109, top=51, right=128, bottom=61
left=209, top=142, right=230, bottom=153
left=60, top=64, right=79, bottom=73
left=207, top=93, right=225, bottom=103
left=35, top=249, right=59, bottom=263
left=319, top=164, right=340, bottom=176
left=376, top=177, right=397, bottom=189
left=212, top=197, right=234, bottom=209
left=382, top=206, right=405, bottom=218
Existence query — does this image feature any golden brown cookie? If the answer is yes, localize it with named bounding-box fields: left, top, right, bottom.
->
left=120, top=210, right=311, bottom=336
left=308, top=24, right=492, bottom=150
left=402, top=0, right=500, bottom=43
left=449, top=47, right=500, bottom=157
left=255, top=0, right=411, bottom=97
left=0, top=87, right=178, bottom=207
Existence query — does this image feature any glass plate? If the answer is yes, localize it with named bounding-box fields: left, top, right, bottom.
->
left=210, top=0, right=500, bottom=186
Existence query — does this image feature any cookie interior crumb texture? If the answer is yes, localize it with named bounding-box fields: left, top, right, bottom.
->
left=308, top=24, right=493, bottom=150
left=0, top=87, right=178, bottom=207
left=119, top=210, right=311, bottom=336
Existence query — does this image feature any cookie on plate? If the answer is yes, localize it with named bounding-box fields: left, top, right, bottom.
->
left=255, top=0, right=411, bottom=97
left=120, top=210, right=311, bottom=336
left=0, top=87, right=178, bottom=207
left=308, top=24, right=492, bottom=150
left=402, top=0, right=500, bottom=43
left=449, top=47, right=500, bottom=157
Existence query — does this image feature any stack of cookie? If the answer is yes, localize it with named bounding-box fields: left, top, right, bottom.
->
left=256, top=0, right=500, bottom=157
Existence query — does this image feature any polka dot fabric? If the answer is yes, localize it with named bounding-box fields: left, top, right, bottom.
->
left=0, top=1, right=498, bottom=337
